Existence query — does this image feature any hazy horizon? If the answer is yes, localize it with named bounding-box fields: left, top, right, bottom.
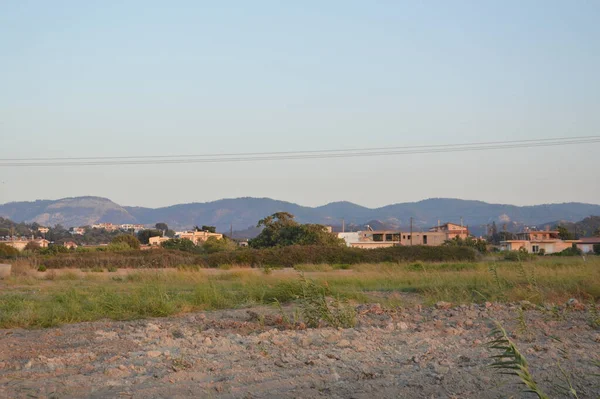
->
left=2, top=194, right=600, bottom=210
left=1, top=1, right=599, bottom=208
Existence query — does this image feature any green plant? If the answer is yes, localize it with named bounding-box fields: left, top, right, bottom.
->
left=487, top=322, right=549, bottom=399
left=588, top=299, right=600, bottom=329
left=107, top=266, right=118, bottom=273
left=298, top=275, right=356, bottom=328
left=37, top=265, right=47, bottom=272
left=110, top=234, right=141, bottom=250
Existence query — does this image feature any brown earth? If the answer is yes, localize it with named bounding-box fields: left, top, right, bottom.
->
left=1, top=302, right=599, bottom=398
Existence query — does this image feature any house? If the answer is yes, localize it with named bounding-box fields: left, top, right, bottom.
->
left=428, top=222, right=469, bottom=240
left=2, top=238, right=49, bottom=251
left=37, top=227, right=50, bottom=234
left=500, top=229, right=579, bottom=254
left=91, top=223, right=119, bottom=232
left=576, top=237, right=600, bottom=254
left=176, top=230, right=223, bottom=245
left=149, top=236, right=171, bottom=246
left=338, top=229, right=448, bottom=248
left=70, top=227, right=86, bottom=235
left=120, top=224, right=146, bottom=232
left=63, top=241, right=78, bottom=249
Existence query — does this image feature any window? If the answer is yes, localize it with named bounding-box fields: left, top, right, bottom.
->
left=423, top=235, right=428, bottom=244
left=373, top=234, right=384, bottom=242
left=392, top=234, right=400, bottom=241
left=385, top=234, right=393, bottom=241
left=532, top=245, right=539, bottom=253
left=403, top=235, right=406, bottom=239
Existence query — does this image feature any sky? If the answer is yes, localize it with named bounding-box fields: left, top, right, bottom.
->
left=1, top=0, right=599, bottom=209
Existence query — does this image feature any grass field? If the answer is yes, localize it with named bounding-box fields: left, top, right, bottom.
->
left=1, top=257, right=599, bottom=329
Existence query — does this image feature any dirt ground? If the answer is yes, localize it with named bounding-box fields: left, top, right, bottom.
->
left=1, top=302, right=599, bottom=399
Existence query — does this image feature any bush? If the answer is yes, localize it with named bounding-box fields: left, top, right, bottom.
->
left=110, top=235, right=140, bottom=250
left=594, top=244, right=600, bottom=255
left=40, top=245, right=69, bottom=256
left=107, top=242, right=134, bottom=252
left=0, top=243, right=20, bottom=259
left=24, top=241, right=41, bottom=252
left=196, top=245, right=479, bottom=268
left=551, top=246, right=583, bottom=257
left=161, top=238, right=199, bottom=253
left=40, top=249, right=196, bottom=269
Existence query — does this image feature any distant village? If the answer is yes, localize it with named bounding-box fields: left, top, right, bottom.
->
left=1, top=218, right=599, bottom=255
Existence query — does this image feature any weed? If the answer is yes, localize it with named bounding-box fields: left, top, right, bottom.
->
left=487, top=322, right=549, bottom=399
left=273, top=298, right=291, bottom=325
left=587, top=299, right=600, bottom=329
left=37, top=265, right=47, bottom=272
left=516, top=307, right=528, bottom=336
left=554, top=362, right=579, bottom=398
left=107, top=266, right=118, bottom=273
left=299, top=275, right=356, bottom=328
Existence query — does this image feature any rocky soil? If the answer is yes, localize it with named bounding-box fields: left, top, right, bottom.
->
left=1, top=302, right=599, bottom=398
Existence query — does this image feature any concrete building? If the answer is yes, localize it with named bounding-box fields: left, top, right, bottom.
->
left=576, top=237, right=600, bottom=254
left=70, top=227, right=86, bottom=235
left=63, top=241, right=78, bottom=249
left=337, top=222, right=467, bottom=249
left=428, top=222, right=469, bottom=240
left=500, top=229, right=579, bottom=254
left=37, top=227, right=49, bottom=234
left=177, top=231, right=223, bottom=245
left=2, top=238, right=50, bottom=251
left=149, top=236, right=171, bottom=246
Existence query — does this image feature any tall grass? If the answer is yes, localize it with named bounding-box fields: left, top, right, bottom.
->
left=1, top=258, right=598, bottom=329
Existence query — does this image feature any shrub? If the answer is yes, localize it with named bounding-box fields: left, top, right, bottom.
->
left=24, top=241, right=41, bottom=252
left=0, top=243, right=20, bottom=259
left=197, top=245, right=479, bottom=268
left=551, top=246, right=583, bottom=257
left=161, top=238, right=199, bottom=253
left=594, top=244, right=600, bottom=255
left=40, top=249, right=196, bottom=269
left=107, top=242, right=134, bottom=252
left=37, top=265, right=47, bottom=272
left=111, top=234, right=140, bottom=250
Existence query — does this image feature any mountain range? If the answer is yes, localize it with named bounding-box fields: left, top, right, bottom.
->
left=1, top=196, right=600, bottom=237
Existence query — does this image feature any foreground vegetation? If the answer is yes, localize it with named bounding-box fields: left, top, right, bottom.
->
left=0, top=256, right=598, bottom=329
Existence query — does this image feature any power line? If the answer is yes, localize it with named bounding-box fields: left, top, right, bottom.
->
left=0, top=136, right=598, bottom=167
left=0, top=135, right=595, bottom=162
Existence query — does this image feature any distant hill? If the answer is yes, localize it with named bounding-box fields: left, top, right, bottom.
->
left=0, top=197, right=136, bottom=228
left=1, top=196, right=600, bottom=236
left=536, top=216, right=600, bottom=238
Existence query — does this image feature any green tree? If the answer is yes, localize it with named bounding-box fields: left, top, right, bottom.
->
left=194, top=225, right=217, bottom=233
left=161, top=238, right=197, bottom=253
left=443, top=236, right=487, bottom=253
left=137, top=229, right=163, bottom=244
left=24, top=241, right=41, bottom=252
left=111, top=234, right=140, bottom=250
left=250, top=212, right=343, bottom=248
left=155, top=223, right=169, bottom=232
left=0, top=243, right=20, bottom=259
left=594, top=244, right=600, bottom=255
left=201, top=236, right=238, bottom=254
left=557, top=225, right=575, bottom=240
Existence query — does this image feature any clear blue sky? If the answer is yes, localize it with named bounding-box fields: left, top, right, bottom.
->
left=1, top=0, right=599, bottom=208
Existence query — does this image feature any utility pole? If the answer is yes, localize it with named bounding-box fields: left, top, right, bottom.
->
left=342, top=218, right=345, bottom=233
left=410, top=217, right=413, bottom=246
left=230, top=223, right=233, bottom=239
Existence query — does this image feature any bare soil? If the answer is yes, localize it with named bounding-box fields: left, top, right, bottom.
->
left=1, top=302, right=599, bottom=398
